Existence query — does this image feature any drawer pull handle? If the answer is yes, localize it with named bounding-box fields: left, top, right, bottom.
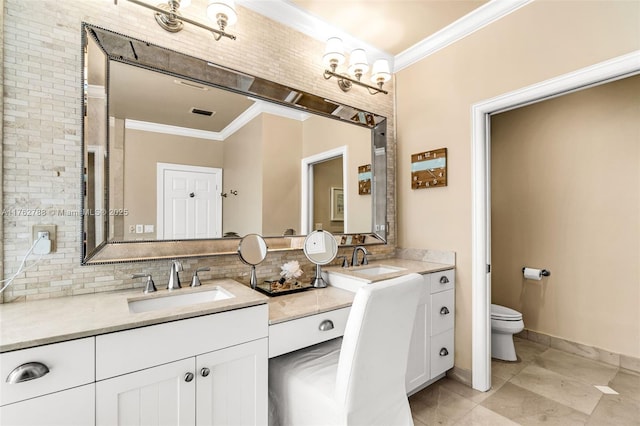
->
left=439, top=276, right=450, bottom=284
left=440, top=307, right=450, bottom=315
left=6, top=362, right=50, bottom=384
left=439, top=348, right=449, bottom=357
left=200, top=368, right=210, bottom=377
left=319, top=320, right=334, bottom=331
left=184, top=372, right=195, bottom=383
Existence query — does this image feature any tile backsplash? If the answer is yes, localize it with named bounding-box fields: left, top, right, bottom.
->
left=1, top=0, right=395, bottom=302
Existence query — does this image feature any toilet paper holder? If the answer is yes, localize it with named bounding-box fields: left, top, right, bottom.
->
left=522, top=267, right=550, bottom=277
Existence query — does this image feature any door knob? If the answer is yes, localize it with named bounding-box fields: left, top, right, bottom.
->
left=189, top=192, right=195, bottom=198
left=184, top=372, right=194, bottom=382
left=200, top=367, right=210, bottom=377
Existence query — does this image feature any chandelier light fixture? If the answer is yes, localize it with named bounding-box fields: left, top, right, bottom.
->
left=123, top=0, right=237, bottom=41
left=322, top=37, right=390, bottom=95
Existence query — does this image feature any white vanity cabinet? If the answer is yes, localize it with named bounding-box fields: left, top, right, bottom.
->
left=406, top=269, right=455, bottom=394
left=0, top=337, right=95, bottom=426
left=95, top=304, right=268, bottom=426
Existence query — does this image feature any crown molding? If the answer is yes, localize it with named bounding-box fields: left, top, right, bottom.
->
left=125, top=119, right=225, bottom=140
left=236, top=0, right=395, bottom=68
left=239, top=0, right=533, bottom=74
left=394, top=0, right=534, bottom=72
left=124, top=100, right=310, bottom=141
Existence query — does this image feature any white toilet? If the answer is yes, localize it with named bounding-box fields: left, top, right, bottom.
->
left=491, top=304, right=524, bottom=361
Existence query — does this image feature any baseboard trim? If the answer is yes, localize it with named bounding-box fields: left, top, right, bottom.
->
left=517, top=329, right=640, bottom=373
left=446, top=366, right=473, bottom=387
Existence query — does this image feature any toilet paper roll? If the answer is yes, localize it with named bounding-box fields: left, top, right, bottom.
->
left=523, top=267, right=543, bottom=280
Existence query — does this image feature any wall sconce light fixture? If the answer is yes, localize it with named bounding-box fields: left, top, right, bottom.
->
left=322, top=37, right=390, bottom=95
left=123, top=0, right=237, bottom=41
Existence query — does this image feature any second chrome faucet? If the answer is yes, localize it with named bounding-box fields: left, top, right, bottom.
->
left=167, top=260, right=183, bottom=290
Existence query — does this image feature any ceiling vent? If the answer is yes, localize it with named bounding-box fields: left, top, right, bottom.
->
left=174, top=79, right=209, bottom=91
left=190, top=107, right=215, bottom=117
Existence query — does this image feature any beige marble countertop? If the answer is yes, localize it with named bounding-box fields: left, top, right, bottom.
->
left=0, top=279, right=267, bottom=353
left=324, top=258, right=454, bottom=283
left=267, top=286, right=355, bottom=325
left=0, top=258, right=454, bottom=353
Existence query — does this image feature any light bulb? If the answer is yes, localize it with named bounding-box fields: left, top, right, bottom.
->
left=323, top=37, right=345, bottom=69
left=348, top=49, right=369, bottom=79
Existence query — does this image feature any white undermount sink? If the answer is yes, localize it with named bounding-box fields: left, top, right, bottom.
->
left=324, top=264, right=409, bottom=292
left=128, top=286, right=234, bottom=314
left=354, top=265, right=406, bottom=276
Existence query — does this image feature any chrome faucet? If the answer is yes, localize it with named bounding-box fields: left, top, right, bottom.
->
left=351, top=246, right=369, bottom=267
left=132, top=273, right=157, bottom=294
left=167, top=260, right=183, bottom=290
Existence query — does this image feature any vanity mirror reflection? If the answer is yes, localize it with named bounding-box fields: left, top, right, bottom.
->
left=81, top=23, right=387, bottom=264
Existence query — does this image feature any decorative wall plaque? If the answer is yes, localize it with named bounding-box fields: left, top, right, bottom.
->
left=411, top=148, right=447, bottom=189
left=358, top=164, right=372, bottom=195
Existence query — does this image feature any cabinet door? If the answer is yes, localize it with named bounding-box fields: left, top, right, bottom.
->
left=96, top=358, right=196, bottom=426
left=196, top=338, right=268, bottom=426
left=405, top=274, right=430, bottom=394
left=0, top=384, right=94, bottom=426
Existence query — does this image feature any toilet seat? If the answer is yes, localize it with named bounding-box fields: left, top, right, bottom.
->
left=491, top=304, right=522, bottom=321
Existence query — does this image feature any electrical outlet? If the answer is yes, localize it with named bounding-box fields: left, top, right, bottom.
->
left=129, top=225, right=136, bottom=234
left=32, top=225, right=56, bottom=253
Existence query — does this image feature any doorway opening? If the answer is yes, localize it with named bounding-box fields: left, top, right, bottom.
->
left=301, top=146, right=348, bottom=235
left=471, top=51, right=640, bottom=391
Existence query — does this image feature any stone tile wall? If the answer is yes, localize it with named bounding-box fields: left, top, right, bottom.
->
left=1, top=0, right=395, bottom=302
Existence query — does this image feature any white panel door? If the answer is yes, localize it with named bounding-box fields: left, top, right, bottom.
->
left=196, top=339, right=268, bottom=426
left=96, top=358, right=196, bottom=426
left=157, top=163, right=222, bottom=239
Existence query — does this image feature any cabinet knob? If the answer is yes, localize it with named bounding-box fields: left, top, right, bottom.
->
left=184, top=372, right=195, bottom=382
left=200, top=367, right=210, bottom=377
left=318, top=319, right=334, bottom=331
left=439, top=276, right=449, bottom=284
left=6, top=362, right=50, bottom=384
left=439, top=348, right=449, bottom=357
left=440, top=306, right=450, bottom=315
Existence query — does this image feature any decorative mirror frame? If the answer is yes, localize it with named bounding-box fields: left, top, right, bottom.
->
left=81, top=23, right=387, bottom=265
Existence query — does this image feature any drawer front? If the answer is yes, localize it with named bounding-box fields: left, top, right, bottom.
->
left=0, top=384, right=95, bottom=426
left=430, top=330, right=454, bottom=379
left=96, top=304, right=268, bottom=380
left=430, top=290, right=455, bottom=336
left=269, top=307, right=350, bottom=358
left=0, top=337, right=94, bottom=406
left=429, top=269, right=455, bottom=294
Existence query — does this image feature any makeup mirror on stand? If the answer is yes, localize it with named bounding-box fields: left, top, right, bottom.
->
left=303, top=230, right=338, bottom=288
left=238, top=234, right=268, bottom=289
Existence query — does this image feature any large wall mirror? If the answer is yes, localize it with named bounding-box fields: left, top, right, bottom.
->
left=81, top=24, right=387, bottom=264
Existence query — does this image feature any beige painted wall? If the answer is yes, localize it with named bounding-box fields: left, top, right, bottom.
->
left=223, top=116, right=263, bottom=237
left=123, top=129, right=223, bottom=241
left=302, top=115, right=372, bottom=233
left=491, top=75, right=640, bottom=357
left=262, top=115, right=302, bottom=236
left=396, top=1, right=640, bottom=370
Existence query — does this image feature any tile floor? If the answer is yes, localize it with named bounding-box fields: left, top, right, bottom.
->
left=410, top=337, right=640, bottom=425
